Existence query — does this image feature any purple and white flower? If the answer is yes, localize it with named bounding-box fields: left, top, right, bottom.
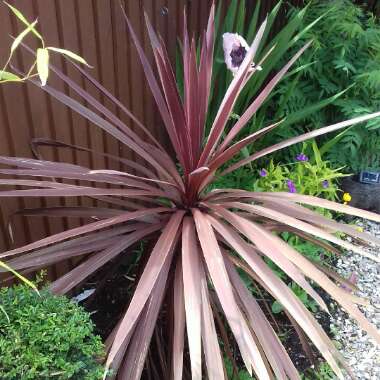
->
left=222, top=33, right=262, bottom=75
left=286, top=179, right=297, bottom=193
left=296, top=153, right=309, bottom=162
left=322, top=180, right=329, bottom=188
left=259, top=169, right=267, bottom=177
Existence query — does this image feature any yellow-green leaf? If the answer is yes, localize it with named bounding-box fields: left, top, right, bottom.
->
left=11, top=19, right=38, bottom=53
left=0, top=70, right=22, bottom=82
left=4, top=1, right=43, bottom=41
left=36, top=48, right=49, bottom=86
left=0, top=260, right=38, bottom=293
left=47, top=47, right=91, bottom=67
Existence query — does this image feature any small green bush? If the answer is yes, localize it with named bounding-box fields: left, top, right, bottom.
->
left=0, top=284, right=104, bottom=380
left=252, top=143, right=345, bottom=201
left=302, top=362, right=336, bottom=380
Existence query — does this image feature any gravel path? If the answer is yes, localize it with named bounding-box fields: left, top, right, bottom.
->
left=330, top=220, right=380, bottom=380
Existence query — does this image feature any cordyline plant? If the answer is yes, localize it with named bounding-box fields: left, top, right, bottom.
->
left=1, top=3, right=380, bottom=380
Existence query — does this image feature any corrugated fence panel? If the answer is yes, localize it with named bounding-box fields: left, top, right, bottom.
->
left=0, top=0, right=375, bottom=278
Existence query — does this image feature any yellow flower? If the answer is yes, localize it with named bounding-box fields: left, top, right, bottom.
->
left=356, top=226, right=364, bottom=232
left=343, top=192, right=352, bottom=203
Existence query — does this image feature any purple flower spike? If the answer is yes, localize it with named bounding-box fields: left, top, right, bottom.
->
left=322, top=180, right=329, bottom=188
left=296, top=153, right=309, bottom=162
left=286, top=180, right=297, bottom=193
left=259, top=169, right=267, bottom=177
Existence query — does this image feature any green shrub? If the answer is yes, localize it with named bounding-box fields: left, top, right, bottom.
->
left=265, top=0, right=380, bottom=171
left=0, top=284, right=104, bottom=380
left=252, top=142, right=345, bottom=201
left=272, top=282, right=318, bottom=314
left=302, top=362, right=336, bottom=380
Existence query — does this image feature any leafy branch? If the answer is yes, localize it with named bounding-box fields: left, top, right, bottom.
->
left=0, top=1, right=90, bottom=86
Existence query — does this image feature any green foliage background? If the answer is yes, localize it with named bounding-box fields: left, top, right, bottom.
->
left=265, top=0, right=380, bottom=171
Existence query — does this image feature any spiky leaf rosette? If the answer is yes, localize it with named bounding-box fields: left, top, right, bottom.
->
left=1, top=4, right=380, bottom=380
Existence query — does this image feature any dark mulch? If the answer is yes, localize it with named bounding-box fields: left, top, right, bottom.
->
left=76, top=254, right=138, bottom=340
left=282, top=309, right=333, bottom=372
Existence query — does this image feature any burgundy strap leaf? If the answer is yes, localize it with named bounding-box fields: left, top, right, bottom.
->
left=122, top=9, right=184, bottom=168
left=199, top=258, right=225, bottom=380
left=192, top=208, right=270, bottom=379
left=244, top=191, right=380, bottom=224
left=212, top=205, right=380, bottom=344
left=6, top=236, right=121, bottom=270
left=223, top=111, right=380, bottom=175
left=206, top=207, right=328, bottom=312
left=0, top=187, right=167, bottom=199
left=10, top=206, right=125, bottom=218
left=105, top=211, right=184, bottom=372
left=117, top=245, right=173, bottom=379
left=5, top=224, right=147, bottom=270
left=197, top=120, right=284, bottom=192
left=30, top=137, right=173, bottom=181
left=35, top=82, right=177, bottom=183
left=182, top=217, right=202, bottom=379
left=172, top=257, right=185, bottom=380
left=0, top=208, right=170, bottom=259
left=225, top=257, right=300, bottom=380
left=261, top=198, right=380, bottom=247
left=19, top=41, right=164, bottom=151
left=224, top=201, right=380, bottom=263
left=198, top=18, right=268, bottom=167
left=206, top=212, right=345, bottom=376
left=0, top=168, right=161, bottom=191
left=49, top=223, right=162, bottom=294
